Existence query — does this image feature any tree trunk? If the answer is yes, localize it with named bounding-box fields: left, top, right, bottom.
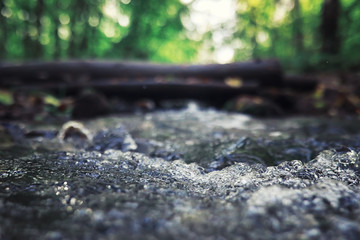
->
left=0, top=1, right=6, bottom=59
left=320, top=0, right=340, bottom=55
left=34, top=0, right=44, bottom=58
left=292, top=0, right=304, bottom=53
left=250, top=8, right=259, bottom=59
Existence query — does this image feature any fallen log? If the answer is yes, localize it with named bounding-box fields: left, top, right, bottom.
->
left=11, top=77, right=260, bottom=101
left=0, top=59, right=283, bottom=87
left=0, top=60, right=318, bottom=107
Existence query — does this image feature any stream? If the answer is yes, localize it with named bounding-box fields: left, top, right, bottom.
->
left=1, top=105, right=360, bottom=239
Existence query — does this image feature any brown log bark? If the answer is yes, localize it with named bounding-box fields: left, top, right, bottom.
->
left=10, top=77, right=260, bottom=102
left=0, top=60, right=318, bottom=102
left=2, top=75, right=317, bottom=106
left=0, top=59, right=283, bottom=87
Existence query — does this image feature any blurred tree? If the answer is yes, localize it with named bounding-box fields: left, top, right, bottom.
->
left=0, top=0, right=197, bottom=63
left=115, top=0, right=198, bottom=62
left=34, top=0, right=44, bottom=58
left=292, top=0, right=304, bottom=52
left=1, top=0, right=360, bottom=70
left=0, top=0, right=6, bottom=59
left=233, top=0, right=360, bottom=71
left=339, top=0, right=360, bottom=68
left=320, top=0, right=340, bottom=55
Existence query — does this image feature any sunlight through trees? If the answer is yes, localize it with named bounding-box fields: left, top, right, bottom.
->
left=0, top=0, right=359, bottom=70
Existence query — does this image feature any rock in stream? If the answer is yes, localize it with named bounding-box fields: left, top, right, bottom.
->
left=1, top=106, right=360, bottom=239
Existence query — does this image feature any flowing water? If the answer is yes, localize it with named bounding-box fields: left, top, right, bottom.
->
left=1, top=105, right=360, bottom=239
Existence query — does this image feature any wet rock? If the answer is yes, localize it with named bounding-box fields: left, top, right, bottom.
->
left=1, top=109, right=360, bottom=239
left=0, top=122, right=25, bottom=143
left=72, top=92, right=110, bottom=119
left=24, top=129, right=58, bottom=139
left=225, top=96, right=283, bottom=117
left=2, top=147, right=360, bottom=239
left=58, top=121, right=93, bottom=149
left=134, top=99, right=156, bottom=112
left=92, top=127, right=137, bottom=152
left=59, top=121, right=93, bottom=141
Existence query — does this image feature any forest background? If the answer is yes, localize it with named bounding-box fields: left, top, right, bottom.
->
left=0, top=0, right=359, bottom=72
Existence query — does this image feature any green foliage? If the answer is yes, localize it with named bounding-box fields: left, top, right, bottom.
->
left=113, top=0, right=198, bottom=62
left=0, top=0, right=198, bottom=63
left=233, top=0, right=360, bottom=71
left=1, top=0, right=360, bottom=70
left=0, top=90, right=13, bottom=105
